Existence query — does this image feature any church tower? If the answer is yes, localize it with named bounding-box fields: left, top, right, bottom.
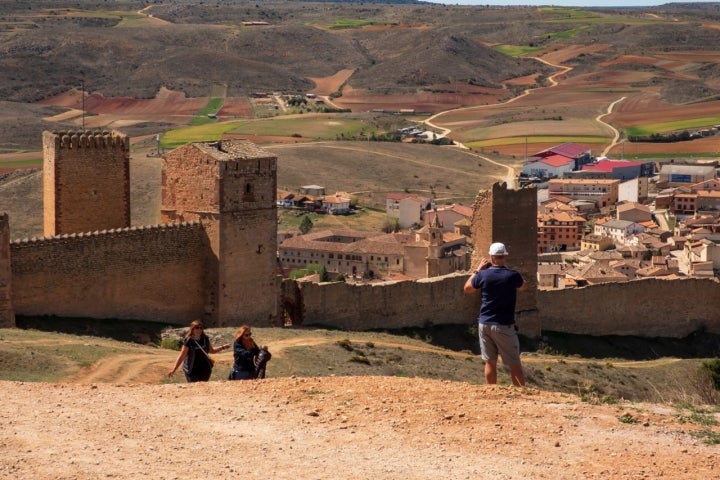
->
left=162, top=140, right=278, bottom=326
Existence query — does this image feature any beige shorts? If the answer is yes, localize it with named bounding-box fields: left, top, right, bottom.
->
left=479, top=323, right=521, bottom=366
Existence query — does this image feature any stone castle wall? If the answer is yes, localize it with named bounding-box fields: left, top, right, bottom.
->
left=290, top=275, right=720, bottom=338
left=296, top=273, right=480, bottom=330
left=537, top=278, right=720, bottom=337
left=10, top=222, right=208, bottom=323
left=0, top=214, right=14, bottom=327
left=43, top=131, right=130, bottom=236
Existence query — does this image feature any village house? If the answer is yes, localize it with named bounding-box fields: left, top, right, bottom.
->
left=521, top=154, right=574, bottom=179
left=321, top=194, right=351, bottom=214
left=625, top=232, right=673, bottom=257
left=276, top=190, right=295, bottom=208
left=580, top=234, right=615, bottom=251
left=385, top=192, right=433, bottom=229
left=617, top=201, right=652, bottom=224
left=537, top=263, right=567, bottom=289
left=565, top=251, right=629, bottom=285
left=683, top=238, right=720, bottom=277
left=593, top=218, right=645, bottom=243
left=536, top=210, right=586, bottom=253
left=539, top=199, right=576, bottom=215
left=667, top=179, right=720, bottom=217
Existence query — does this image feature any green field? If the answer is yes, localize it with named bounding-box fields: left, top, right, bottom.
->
left=161, top=116, right=375, bottom=148
left=625, top=117, right=720, bottom=136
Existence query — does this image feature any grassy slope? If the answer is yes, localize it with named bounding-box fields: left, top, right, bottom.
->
left=1, top=324, right=718, bottom=408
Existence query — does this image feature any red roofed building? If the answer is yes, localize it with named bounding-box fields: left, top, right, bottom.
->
left=581, top=159, right=643, bottom=180
left=537, top=211, right=586, bottom=253
left=521, top=154, right=574, bottom=178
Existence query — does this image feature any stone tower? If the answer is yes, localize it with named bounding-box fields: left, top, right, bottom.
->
left=471, top=182, right=538, bottom=315
left=0, top=213, right=14, bottom=327
left=426, top=210, right=444, bottom=277
left=43, top=130, right=130, bottom=236
left=161, top=140, right=278, bottom=326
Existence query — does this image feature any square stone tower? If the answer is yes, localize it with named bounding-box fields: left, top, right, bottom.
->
left=471, top=182, right=538, bottom=314
left=43, top=130, right=130, bottom=236
left=162, top=140, right=278, bottom=326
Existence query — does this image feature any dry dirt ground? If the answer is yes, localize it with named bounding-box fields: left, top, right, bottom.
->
left=2, top=378, right=718, bottom=479
left=2, top=336, right=718, bottom=480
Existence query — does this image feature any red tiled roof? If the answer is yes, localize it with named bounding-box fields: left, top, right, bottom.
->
left=534, top=143, right=589, bottom=159
left=540, top=154, right=574, bottom=168
left=582, top=159, right=642, bottom=173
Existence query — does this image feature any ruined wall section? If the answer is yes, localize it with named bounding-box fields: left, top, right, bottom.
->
left=0, top=213, right=14, bottom=327
left=538, top=278, right=720, bottom=337
left=11, top=222, right=207, bottom=323
left=43, top=130, right=130, bottom=236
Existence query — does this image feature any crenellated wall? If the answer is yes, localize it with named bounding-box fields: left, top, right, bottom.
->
left=43, top=130, right=130, bottom=236
left=11, top=222, right=208, bottom=323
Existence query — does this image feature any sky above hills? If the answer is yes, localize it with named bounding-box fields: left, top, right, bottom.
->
left=434, top=1, right=714, bottom=5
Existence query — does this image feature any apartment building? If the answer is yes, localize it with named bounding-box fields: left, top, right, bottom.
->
left=548, top=178, right=619, bottom=209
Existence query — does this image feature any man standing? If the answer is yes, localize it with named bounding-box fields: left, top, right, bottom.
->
left=464, top=242, right=527, bottom=386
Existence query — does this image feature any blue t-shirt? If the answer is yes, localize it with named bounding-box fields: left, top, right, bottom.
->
left=471, top=266, right=524, bottom=325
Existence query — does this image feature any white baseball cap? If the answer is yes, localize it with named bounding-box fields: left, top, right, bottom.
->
left=488, top=242, right=509, bottom=256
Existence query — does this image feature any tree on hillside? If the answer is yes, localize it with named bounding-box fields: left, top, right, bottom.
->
left=299, top=215, right=313, bottom=234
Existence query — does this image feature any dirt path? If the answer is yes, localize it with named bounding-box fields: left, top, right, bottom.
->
left=598, top=97, right=627, bottom=157
left=55, top=335, right=684, bottom=385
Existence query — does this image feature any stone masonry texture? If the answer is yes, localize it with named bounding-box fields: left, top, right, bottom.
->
left=43, top=131, right=130, bottom=236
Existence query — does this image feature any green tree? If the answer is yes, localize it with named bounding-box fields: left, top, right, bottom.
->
left=382, top=217, right=400, bottom=233
left=299, top=215, right=313, bottom=234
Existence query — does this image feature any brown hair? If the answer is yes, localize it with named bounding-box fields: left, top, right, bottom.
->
left=234, top=325, right=258, bottom=350
left=183, top=319, right=204, bottom=340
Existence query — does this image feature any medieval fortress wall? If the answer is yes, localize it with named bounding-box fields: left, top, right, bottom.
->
left=1, top=131, right=720, bottom=337
left=10, top=222, right=207, bottom=323
left=538, top=278, right=720, bottom=337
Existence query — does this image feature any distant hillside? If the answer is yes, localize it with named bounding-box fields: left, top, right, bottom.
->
left=2, top=1, right=720, bottom=153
